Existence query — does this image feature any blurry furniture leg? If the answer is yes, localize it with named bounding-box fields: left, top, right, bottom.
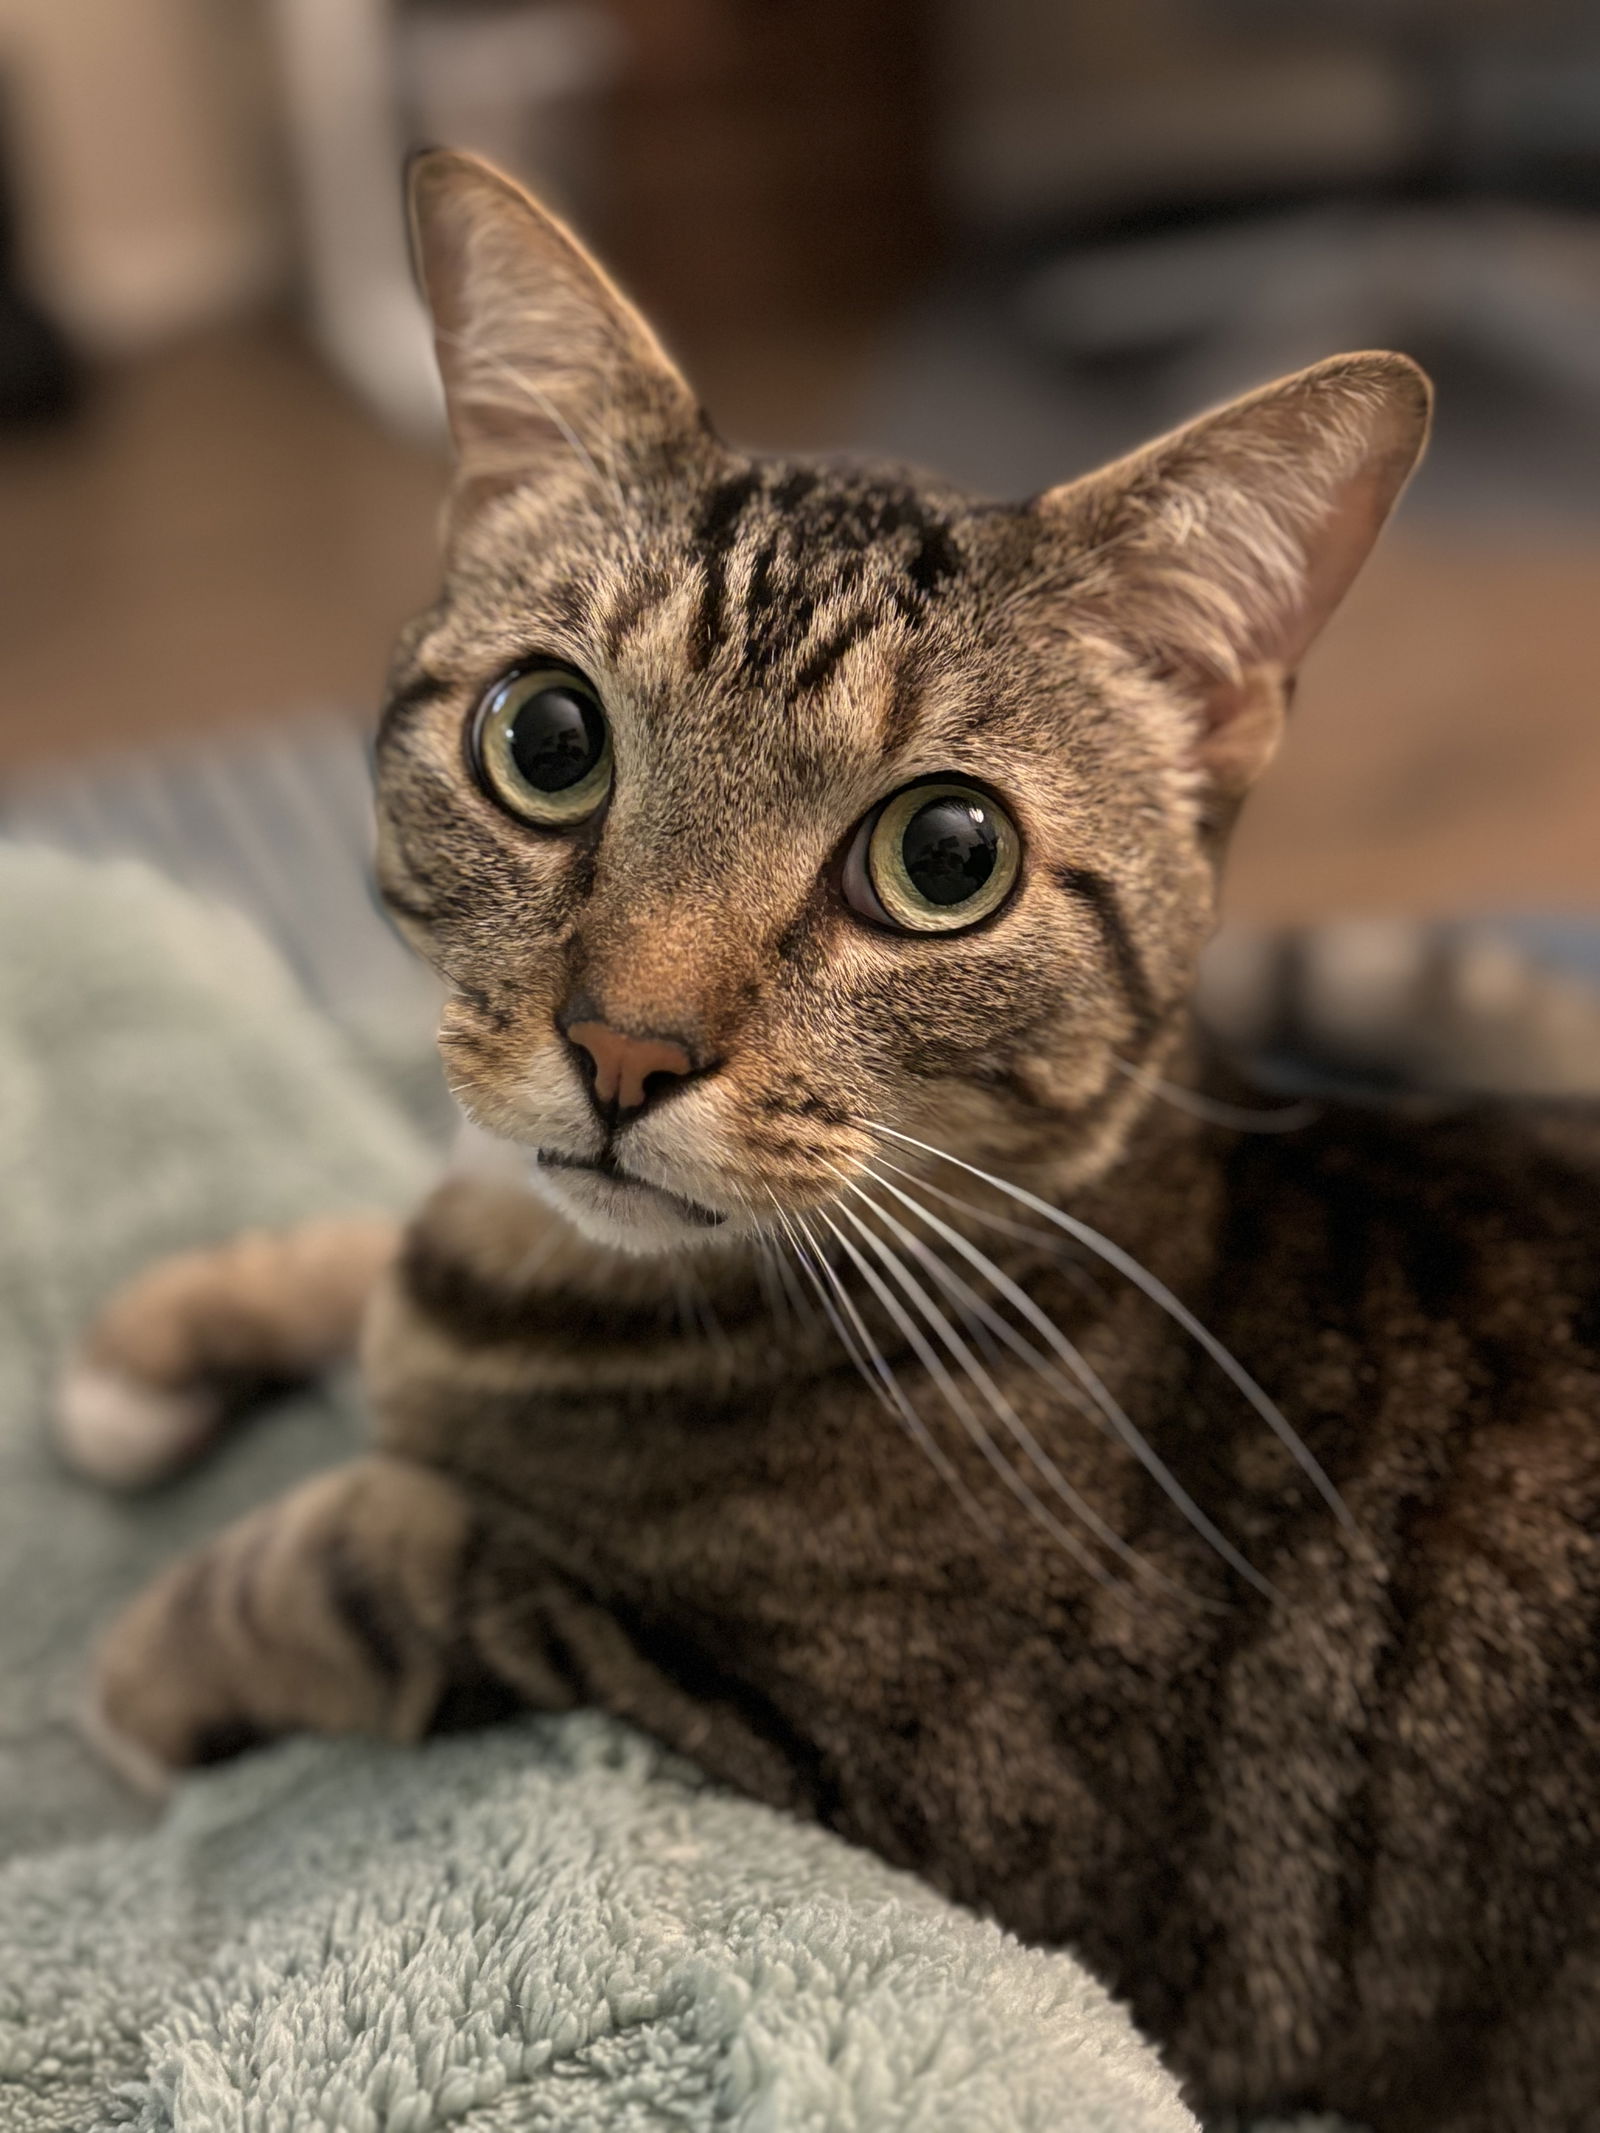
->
left=0, top=79, right=81, bottom=426
left=268, top=0, right=441, bottom=440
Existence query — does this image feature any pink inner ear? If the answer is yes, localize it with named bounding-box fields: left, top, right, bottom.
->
left=1272, top=455, right=1410, bottom=675
left=409, top=149, right=705, bottom=516
left=1191, top=420, right=1427, bottom=798
left=1035, top=354, right=1429, bottom=808
left=1195, top=665, right=1289, bottom=799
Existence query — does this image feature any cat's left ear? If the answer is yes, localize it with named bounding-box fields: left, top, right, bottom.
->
left=1038, top=353, right=1431, bottom=801
left=407, top=148, right=703, bottom=512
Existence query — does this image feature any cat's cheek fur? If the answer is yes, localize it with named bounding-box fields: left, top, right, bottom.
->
left=440, top=1022, right=598, bottom=1156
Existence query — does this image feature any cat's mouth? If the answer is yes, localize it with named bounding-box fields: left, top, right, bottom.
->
left=534, top=1150, right=727, bottom=1232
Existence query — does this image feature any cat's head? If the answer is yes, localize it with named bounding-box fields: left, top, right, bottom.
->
left=376, top=150, right=1429, bottom=1257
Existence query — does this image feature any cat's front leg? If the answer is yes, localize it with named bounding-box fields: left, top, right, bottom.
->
left=87, top=1454, right=533, bottom=1787
left=56, top=1215, right=400, bottom=1489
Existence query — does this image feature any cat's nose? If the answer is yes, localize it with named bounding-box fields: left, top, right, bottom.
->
left=563, top=1015, right=697, bottom=1118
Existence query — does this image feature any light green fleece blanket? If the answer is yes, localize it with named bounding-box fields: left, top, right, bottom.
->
left=0, top=847, right=1203, bottom=2132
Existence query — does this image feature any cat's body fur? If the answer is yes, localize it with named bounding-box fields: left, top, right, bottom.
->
left=89, top=1082, right=1600, bottom=2130
left=64, top=154, right=1600, bottom=2131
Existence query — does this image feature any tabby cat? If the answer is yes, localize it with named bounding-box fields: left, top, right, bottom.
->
left=60, top=152, right=1600, bottom=2132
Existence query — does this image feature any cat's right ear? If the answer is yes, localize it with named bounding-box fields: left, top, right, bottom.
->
left=406, top=148, right=702, bottom=513
left=1034, top=353, right=1431, bottom=809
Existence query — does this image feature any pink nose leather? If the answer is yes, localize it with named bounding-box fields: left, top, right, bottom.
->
left=566, top=1021, right=693, bottom=1114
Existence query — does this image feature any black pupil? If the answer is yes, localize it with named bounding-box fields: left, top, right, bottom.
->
left=900, top=796, right=999, bottom=906
left=506, top=683, right=604, bottom=793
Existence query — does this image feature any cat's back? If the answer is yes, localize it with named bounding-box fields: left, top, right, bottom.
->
left=1218, top=1090, right=1600, bottom=1362
left=1135, top=1095, right=1600, bottom=2114
left=1202, top=1090, right=1600, bottom=1567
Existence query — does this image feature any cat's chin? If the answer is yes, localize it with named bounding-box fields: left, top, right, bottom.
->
left=447, top=1114, right=734, bottom=1259
left=526, top=1156, right=730, bottom=1258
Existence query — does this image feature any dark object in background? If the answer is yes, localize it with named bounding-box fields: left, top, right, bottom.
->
left=0, top=81, right=80, bottom=428
left=1014, top=10, right=1600, bottom=382
left=602, top=0, right=937, bottom=359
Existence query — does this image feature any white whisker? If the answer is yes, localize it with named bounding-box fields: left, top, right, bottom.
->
left=775, top=1202, right=997, bottom=1539
left=848, top=1168, right=1251, bottom=1600
left=751, top=1236, right=786, bottom=1326
left=868, top=1122, right=1357, bottom=1544
left=754, top=1231, right=812, bottom=1338
left=1115, top=1056, right=1321, bottom=1133
left=836, top=1185, right=1192, bottom=1599
left=874, top=1163, right=1102, bottom=1269
left=814, top=1209, right=1125, bottom=1591
left=771, top=1233, right=822, bottom=1333
left=773, top=1204, right=892, bottom=1416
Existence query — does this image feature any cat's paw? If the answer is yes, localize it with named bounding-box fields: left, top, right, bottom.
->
left=55, top=1358, right=223, bottom=1491
left=76, top=1677, right=180, bottom=1800
left=51, top=1234, right=271, bottom=1490
left=55, top=1219, right=399, bottom=1492
left=83, top=1557, right=270, bottom=1784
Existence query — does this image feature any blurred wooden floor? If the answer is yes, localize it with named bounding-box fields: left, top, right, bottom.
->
left=0, top=323, right=444, bottom=765
left=0, top=318, right=1596, bottom=925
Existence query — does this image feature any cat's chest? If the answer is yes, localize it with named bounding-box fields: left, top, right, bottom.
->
left=378, top=1137, right=1218, bottom=1629
left=400, top=1288, right=1206, bottom=1693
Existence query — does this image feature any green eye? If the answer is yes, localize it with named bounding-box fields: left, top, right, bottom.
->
left=473, top=665, right=613, bottom=827
left=844, top=780, right=1022, bottom=934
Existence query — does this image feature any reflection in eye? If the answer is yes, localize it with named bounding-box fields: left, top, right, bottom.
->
left=843, top=780, right=1023, bottom=934
left=473, top=665, right=613, bottom=827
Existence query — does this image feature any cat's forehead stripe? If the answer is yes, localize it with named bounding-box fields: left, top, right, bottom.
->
left=789, top=612, right=877, bottom=700
left=688, top=466, right=766, bottom=670
left=601, top=566, right=675, bottom=661
left=675, top=458, right=971, bottom=715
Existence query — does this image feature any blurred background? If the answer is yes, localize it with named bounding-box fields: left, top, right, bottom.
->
left=0, top=0, right=1598, bottom=1057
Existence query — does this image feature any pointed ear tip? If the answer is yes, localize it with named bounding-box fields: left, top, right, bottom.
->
left=404, top=145, right=540, bottom=222
left=405, top=145, right=471, bottom=228
left=1312, top=350, right=1434, bottom=436
left=1331, top=347, right=1431, bottom=398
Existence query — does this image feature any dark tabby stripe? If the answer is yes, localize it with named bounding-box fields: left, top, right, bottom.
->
left=323, top=1529, right=408, bottom=1685
left=1055, top=864, right=1163, bottom=1049
left=690, top=466, right=763, bottom=668
left=792, top=612, right=878, bottom=696
left=602, top=566, right=674, bottom=658
left=593, top=1583, right=850, bottom=1824
left=379, top=671, right=455, bottom=742
left=398, top=1225, right=754, bottom=1351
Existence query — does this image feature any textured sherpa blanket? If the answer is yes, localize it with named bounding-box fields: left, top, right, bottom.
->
left=0, top=847, right=1199, bottom=2132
